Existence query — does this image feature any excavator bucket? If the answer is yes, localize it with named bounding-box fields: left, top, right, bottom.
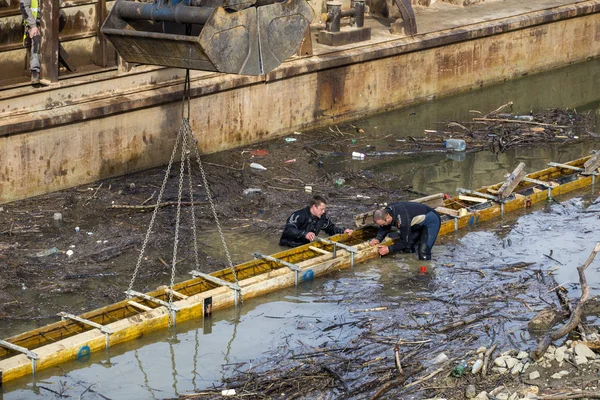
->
left=101, top=0, right=312, bottom=75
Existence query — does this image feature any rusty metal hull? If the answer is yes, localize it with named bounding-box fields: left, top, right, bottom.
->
left=1, top=1, right=600, bottom=203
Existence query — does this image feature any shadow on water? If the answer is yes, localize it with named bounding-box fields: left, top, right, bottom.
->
left=2, top=59, right=600, bottom=399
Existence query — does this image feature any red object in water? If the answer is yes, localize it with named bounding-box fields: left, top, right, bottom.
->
left=420, top=266, right=427, bottom=273
left=250, top=149, right=269, bottom=157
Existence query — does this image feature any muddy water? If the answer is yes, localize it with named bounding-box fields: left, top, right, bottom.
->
left=2, top=59, right=600, bottom=399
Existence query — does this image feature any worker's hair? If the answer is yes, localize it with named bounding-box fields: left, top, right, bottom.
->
left=310, top=195, right=327, bottom=208
left=372, top=208, right=389, bottom=222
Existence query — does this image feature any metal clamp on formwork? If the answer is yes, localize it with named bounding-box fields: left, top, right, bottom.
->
left=58, top=312, right=113, bottom=349
left=0, top=340, right=39, bottom=375
left=125, top=290, right=181, bottom=324
left=316, top=238, right=357, bottom=267
left=189, top=270, right=242, bottom=307
left=522, top=176, right=560, bottom=199
left=548, top=160, right=599, bottom=185
left=253, top=253, right=301, bottom=286
left=317, top=0, right=370, bottom=46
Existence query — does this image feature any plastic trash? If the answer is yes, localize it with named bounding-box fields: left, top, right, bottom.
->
left=351, top=139, right=357, bottom=144
left=514, top=115, right=534, bottom=121
left=451, top=360, right=469, bottom=377
left=471, top=359, right=484, bottom=374
left=221, top=389, right=236, bottom=396
left=21, top=283, right=27, bottom=290
left=250, top=149, right=269, bottom=157
left=250, top=163, right=267, bottom=171
left=36, top=247, right=58, bottom=257
left=284, top=137, right=297, bottom=143
left=284, top=159, right=296, bottom=163
left=304, top=185, right=313, bottom=193
left=444, top=139, right=466, bottom=152
left=431, top=353, right=449, bottom=365
left=53, top=212, right=63, bottom=221
left=243, top=188, right=262, bottom=196
left=66, top=249, right=74, bottom=257
left=352, top=151, right=365, bottom=160
left=446, top=152, right=466, bottom=162
left=335, top=178, right=345, bottom=186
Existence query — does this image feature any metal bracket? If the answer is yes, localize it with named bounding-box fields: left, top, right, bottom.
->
left=316, top=238, right=357, bottom=267
left=189, top=270, right=242, bottom=306
left=0, top=339, right=39, bottom=375
left=522, top=176, right=558, bottom=188
left=125, top=289, right=180, bottom=325
left=547, top=162, right=585, bottom=172
left=58, top=312, right=112, bottom=348
left=253, top=252, right=301, bottom=286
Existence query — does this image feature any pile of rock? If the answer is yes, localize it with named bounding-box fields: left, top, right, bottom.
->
left=464, top=340, right=599, bottom=400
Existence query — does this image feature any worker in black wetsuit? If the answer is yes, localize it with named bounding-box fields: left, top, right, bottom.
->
left=279, top=195, right=353, bottom=247
left=369, top=202, right=441, bottom=260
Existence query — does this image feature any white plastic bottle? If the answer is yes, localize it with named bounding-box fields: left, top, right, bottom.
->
left=444, top=138, right=466, bottom=152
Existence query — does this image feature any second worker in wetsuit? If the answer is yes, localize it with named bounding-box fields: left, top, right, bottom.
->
left=369, top=202, right=441, bottom=260
left=279, top=195, right=353, bottom=247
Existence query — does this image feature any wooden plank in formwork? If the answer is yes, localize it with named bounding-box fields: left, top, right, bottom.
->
left=583, top=152, right=600, bottom=175
left=458, top=195, right=488, bottom=204
left=353, top=193, right=445, bottom=227
left=435, top=207, right=459, bottom=217
left=497, top=162, right=526, bottom=199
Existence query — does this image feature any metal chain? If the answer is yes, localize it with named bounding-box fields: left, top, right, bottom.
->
left=127, top=124, right=183, bottom=295
left=167, top=119, right=189, bottom=328
left=191, top=134, right=241, bottom=288
left=186, top=126, right=202, bottom=271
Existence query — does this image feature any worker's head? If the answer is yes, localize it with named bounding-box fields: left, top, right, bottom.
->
left=309, top=195, right=327, bottom=218
left=373, top=208, right=393, bottom=226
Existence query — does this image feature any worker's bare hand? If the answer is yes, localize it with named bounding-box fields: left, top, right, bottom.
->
left=369, top=239, right=380, bottom=246
left=344, top=229, right=353, bottom=235
left=305, top=232, right=316, bottom=242
left=29, top=27, right=40, bottom=37
left=377, top=245, right=389, bottom=256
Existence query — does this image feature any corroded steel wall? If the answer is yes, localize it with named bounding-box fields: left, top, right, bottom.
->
left=1, top=7, right=600, bottom=203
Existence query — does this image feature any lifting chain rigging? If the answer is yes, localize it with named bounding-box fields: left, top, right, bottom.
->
left=126, top=70, right=241, bottom=328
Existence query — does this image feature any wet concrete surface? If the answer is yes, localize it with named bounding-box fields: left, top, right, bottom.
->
left=1, top=59, right=600, bottom=398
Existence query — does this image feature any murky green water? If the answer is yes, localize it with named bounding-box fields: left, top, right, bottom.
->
left=2, top=59, right=600, bottom=399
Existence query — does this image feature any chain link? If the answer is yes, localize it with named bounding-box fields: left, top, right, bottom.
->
left=167, top=119, right=189, bottom=327
left=186, top=126, right=202, bottom=271
left=191, top=133, right=241, bottom=288
left=127, top=123, right=183, bottom=296
left=128, top=69, right=240, bottom=320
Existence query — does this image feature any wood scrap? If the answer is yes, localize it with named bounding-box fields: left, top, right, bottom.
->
left=531, top=243, right=600, bottom=360
left=498, top=162, right=526, bottom=199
